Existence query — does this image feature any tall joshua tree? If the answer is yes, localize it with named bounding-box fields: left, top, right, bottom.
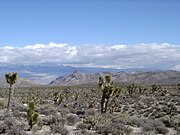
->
left=5, top=72, right=18, bottom=116
left=99, top=75, right=121, bottom=113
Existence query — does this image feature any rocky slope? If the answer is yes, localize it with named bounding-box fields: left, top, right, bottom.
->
left=50, top=70, right=180, bottom=86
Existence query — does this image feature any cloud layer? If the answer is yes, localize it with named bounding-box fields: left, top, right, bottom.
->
left=0, top=42, right=180, bottom=70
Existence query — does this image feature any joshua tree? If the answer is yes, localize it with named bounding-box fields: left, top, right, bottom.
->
left=5, top=72, right=18, bottom=116
left=98, top=75, right=121, bottom=113
left=151, top=84, right=161, bottom=94
left=27, top=101, right=39, bottom=130
left=127, top=83, right=137, bottom=96
left=53, top=91, right=59, bottom=104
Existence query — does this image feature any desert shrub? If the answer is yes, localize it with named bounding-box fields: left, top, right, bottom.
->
left=41, top=114, right=66, bottom=126
left=58, top=108, right=70, bottom=117
left=139, top=118, right=167, bottom=133
left=170, top=115, right=180, bottom=127
left=39, top=106, right=57, bottom=115
left=112, top=117, right=127, bottom=125
left=113, top=114, right=132, bottom=125
left=69, top=108, right=76, bottom=114
left=130, top=117, right=145, bottom=127
left=74, top=130, right=98, bottom=135
left=155, top=126, right=169, bottom=134
left=50, top=124, right=68, bottom=135
left=152, top=120, right=165, bottom=127
left=76, top=109, right=85, bottom=115
left=13, top=110, right=26, bottom=118
left=5, top=125, right=26, bottom=135
left=85, top=108, right=96, bottom=116
left=155, top=111, right=166, bottom=118
left=83, top=114, right=111, bottom=129
left=0, top=117, right=25, bottom=135
left=136, top=118, right=165, bottom=132
left=66, top=114, right=80, bottom=125
left=140, top=119, right=155, bottom=132
left=140, top=131, right=156, bottom=135
left=161, top=106, right=171, bottom=114
left=76, top=122, right=91, bottom=130
left=159, top=115, right=171, bottom=127
left=44, top=115, right=57, bottom=125
left=96, top=122, right=132, bottom=135
left=16, top=104, right=28, bottom=112
left=142, top=123, right=154, bottom=132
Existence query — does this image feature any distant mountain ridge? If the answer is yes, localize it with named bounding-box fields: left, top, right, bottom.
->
left=0, top=63, right=152, bottom=84
left=50, top=70, right=180, bottom=86
left=0, top=77, right=39, bottom=88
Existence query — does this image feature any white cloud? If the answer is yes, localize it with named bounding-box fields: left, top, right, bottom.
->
left=3, top=46, right=15, bottom=49
left=111, top=45, right=127, bottom=50
left=48, top=42, right=67, bottom=48
left=24, top=44, right=46, bottom=49
left=0, top=42, right=180, bottom=70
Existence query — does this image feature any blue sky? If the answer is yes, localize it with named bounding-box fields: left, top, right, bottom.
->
left=0, top=0, right=180, bottom=47
left=0, top=0, right=180, bottom=71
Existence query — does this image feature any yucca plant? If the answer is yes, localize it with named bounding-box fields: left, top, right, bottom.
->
left=5, top=72, right=18, bottom=116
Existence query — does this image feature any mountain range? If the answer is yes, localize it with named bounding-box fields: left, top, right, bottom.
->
left=50, top=70, right=180, bottom=86
left=0, top=64, right=149, bottom=84
left=1, top=64, right=180, bottom=86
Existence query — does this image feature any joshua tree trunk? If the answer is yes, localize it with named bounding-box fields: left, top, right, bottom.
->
left=101, top=92, right=110, bottom=113
left=7, top=84, right=13, bottom=116
left=101, top=91, right=106, bottom=113
left=104, top=98, right=109, bottom=113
